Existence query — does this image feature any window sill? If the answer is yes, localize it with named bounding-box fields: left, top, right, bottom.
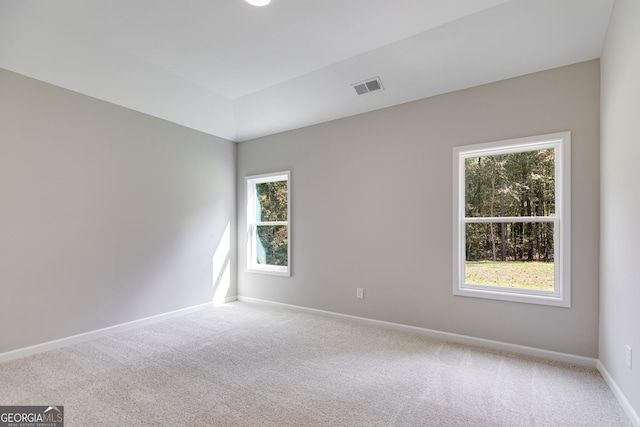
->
left=454, top=285, right=570, bottom=307
left=247, top=266, right=290, bottom=277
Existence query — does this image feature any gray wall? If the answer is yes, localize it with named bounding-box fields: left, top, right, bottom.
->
left=238, top=60, right=601, bottom=358
left=600, top=0, right=640, bottom=416
left=0, top=69, right=236, bottom=354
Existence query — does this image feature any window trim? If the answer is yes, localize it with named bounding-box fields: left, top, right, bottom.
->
left=452, top=132, right=571, bottom=307
left=245, top=171, right=291, bottom=276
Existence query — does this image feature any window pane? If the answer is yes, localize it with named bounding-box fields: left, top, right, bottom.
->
left=465, top=222, right=554, bottom=290
left=256, top=225, right=288, bottom=266
left=465, top=149, right=555, bottom=218
left=256, top=180, right=288, bottom=222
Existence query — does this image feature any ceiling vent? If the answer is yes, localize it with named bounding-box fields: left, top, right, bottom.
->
left=352, top=77, right=384, bottom=95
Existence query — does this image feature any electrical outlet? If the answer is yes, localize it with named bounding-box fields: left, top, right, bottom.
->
left=356, top=288, right=364, bottom=299
left=625, top=345, right=632, bottom=369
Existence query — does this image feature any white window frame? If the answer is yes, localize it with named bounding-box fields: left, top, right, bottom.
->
left=246, top=171, right=291, bottom=276
left=453, top=132, right=571, bottom=307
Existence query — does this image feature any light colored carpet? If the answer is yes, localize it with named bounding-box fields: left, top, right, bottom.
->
left=0, top=301, right=630, bottom=426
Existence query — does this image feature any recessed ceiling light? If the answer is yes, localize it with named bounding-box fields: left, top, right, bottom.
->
left=245, top=0, right=271, bottom=6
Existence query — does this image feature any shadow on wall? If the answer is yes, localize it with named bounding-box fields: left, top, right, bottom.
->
left=213, top=222, right=231, bottom=306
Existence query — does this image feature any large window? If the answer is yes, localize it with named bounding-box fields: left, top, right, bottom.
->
left=246, top=171, right=290, bottom=276
left=453, top=132, right=570, bottom=307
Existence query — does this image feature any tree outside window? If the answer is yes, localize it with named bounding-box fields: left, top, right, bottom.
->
left=246, top=171, right=290, bottom=276
left=453, top=133, right=570, bottom=307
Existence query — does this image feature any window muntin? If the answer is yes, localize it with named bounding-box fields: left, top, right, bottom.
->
left=246, top=171, right=290, bottom=276
left=453, top=132, right=570, bottom=307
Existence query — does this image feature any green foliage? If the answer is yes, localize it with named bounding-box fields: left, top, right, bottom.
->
left=465, top=149, right=555, bottom=264
left=256, top=226, right=288, bottom=266
left=465, top=149, right=555, bottom=218
left=256, top=181, right=288, bottom=222
left=255, top=181, right=288, bottom=266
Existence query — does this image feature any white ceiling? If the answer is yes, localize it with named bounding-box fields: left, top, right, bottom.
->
left=0, top=0, right=615, bottom=142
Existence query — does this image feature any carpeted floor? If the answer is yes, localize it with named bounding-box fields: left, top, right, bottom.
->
left=0, top=302, right=631, bottom=426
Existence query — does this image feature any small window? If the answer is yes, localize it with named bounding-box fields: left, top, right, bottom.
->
left=246, top=171, right=290, bottom=276
left=453, top=132, right=570, bottom=307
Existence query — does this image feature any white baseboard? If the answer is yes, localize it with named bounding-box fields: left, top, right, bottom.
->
left=3, top=294, right=636, bottom=426
left=238, top=297, right=640, bottom=425
left=237, top=296, right=597, bottom=368
left=0, top=299, right=232, bottom=364
left=597, top=361, right=640, bottom=427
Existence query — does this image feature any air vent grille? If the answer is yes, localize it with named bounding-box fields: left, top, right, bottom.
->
left=352, top=77, right=384, bottom=95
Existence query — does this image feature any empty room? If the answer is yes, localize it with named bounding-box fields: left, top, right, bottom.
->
left=1, top=0, right=639, bottom=425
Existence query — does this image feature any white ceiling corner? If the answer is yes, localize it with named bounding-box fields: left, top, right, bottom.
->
left=0, top=0, right=615, bottom=142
